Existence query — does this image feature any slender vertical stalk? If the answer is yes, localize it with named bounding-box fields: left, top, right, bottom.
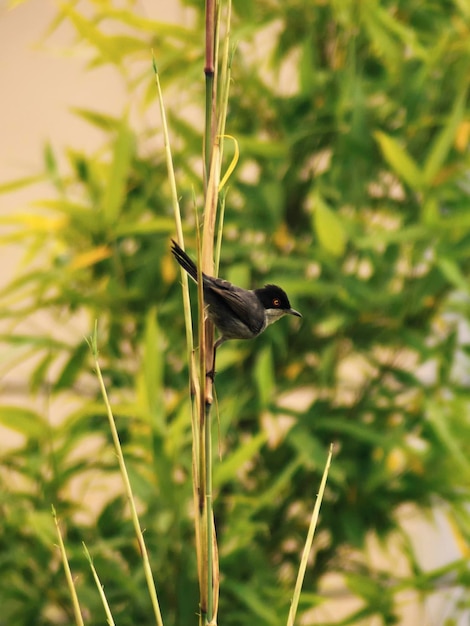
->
left=89, top=327, right=164, bottom=626
left=154, top=60, right=203, bottom=605
left=204, top=0, right=216, bottom=184
left=214, top=0, right=233, bottom=270
left=200, top=148, right=220, bottom=617
left=196, top=226, right=209, bottom=622
left=153, top=57, right=195, bottom=377
left=201, top=1, right=220, bottom=623
left=205, top=400, right=213, bottom=621
left=287, top=444, right=334, bottom=626
left=52, top=506, right=85, bottom=626
left=83, top=543, right=116, bottom=626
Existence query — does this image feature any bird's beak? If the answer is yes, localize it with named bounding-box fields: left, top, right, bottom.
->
left=288, top=308, right=302, bottom=318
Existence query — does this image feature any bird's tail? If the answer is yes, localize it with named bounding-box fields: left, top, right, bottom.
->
left=171, top=240, right=198, bottom=282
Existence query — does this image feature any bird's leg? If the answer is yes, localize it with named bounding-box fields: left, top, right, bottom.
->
left=206, top=346, right=217, bottom=381
left=206, top=336, right=225, bottom=380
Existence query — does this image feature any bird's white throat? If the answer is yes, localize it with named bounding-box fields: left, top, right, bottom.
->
left=264, top=308, right=288, bottom=326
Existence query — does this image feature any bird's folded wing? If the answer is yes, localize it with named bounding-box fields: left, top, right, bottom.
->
left=209, top=284, right=264, bottom=335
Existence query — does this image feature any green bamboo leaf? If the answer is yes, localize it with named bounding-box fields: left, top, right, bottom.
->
left=138, top=307, right=165, bottom=430
left=312, top=192, right=347, bottom=257
left=33, top=199, right=101, bottom=234
left=315, top=417, right=390, bottom=446
left=0, top=334, right=68, bottom=349
left=374, top=4, right=425, bottom=58
left=101, top=8, right=193, bottom=39
left=87, top=35, right=145, bottom=67
left=423, top=88, right=467, bottom=184
left=114, top=218, right=175, bottom=236
left=26, top=511, right=57, bottom=546
left=236, top=136, right=287, bottom=158
left=254, top=345, right=275, bottom=408
left=356, top=224, right=428, bottom=248
left=213, top=432, right=267, bottom=487
left=437, top=258, right=470, bottom=294
left=0, top=174, right=45, bottom=194
left=102, top=121, right=134, bottom=224
left=54, top=342, right=90, bottom=391
left=427, top=402, right=470, bottom=479
left=361, top=1, right=401, bottom=67
left=0, top=212, right=68, bottom=235
left=256, top=459, right=302, bottom=508
left=70, top=107, right=120, bottom=132
left=30, top=352, right=55, bottom=393
left=43, top=141, right=65, bottom=192
left=0, top=406, right=46, bottom=438
left=44, top=142, right=58, bottom=177
left=58, top=4, right=121, bottom=63
left=422, top=197, right=439, bottom=224
left=375, top=131, right=424, bottom=189
left=226, top=580, right=280, bottom=625
left=454, top=0, right=470, bottom=17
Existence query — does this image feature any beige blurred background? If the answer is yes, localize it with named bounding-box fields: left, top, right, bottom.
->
left=0, top=0, right=185, bottom=213
left=0, top=2, right=467, bottom=625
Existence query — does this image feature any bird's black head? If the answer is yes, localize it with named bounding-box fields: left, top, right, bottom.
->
left=255, top=284, right=302, bottom=322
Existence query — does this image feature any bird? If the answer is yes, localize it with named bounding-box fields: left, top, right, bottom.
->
left=171, top=240, right=301, bottom=374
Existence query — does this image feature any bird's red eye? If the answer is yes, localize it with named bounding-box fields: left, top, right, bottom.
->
left=273, top=298, right=280, bottom=307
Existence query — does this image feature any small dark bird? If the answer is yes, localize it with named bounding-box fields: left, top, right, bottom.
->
left=171, top=240, right=301, bottom=364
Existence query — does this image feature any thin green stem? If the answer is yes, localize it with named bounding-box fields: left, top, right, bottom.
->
left=52, top=506, right=85, bottom=626
left=204, top=76, right=214, bottom=187
left=88, top=325, right=164, bottom=626
left=153, top=56, right=195, bottom=366
left=216, top=0, right=232, bottom=142
left=214, top=0, right=232, bottom=264
left=203, top=0, right=215, bottom=184
left=83, top=542, right=116, bottom=626
left=205, top=400, right=214, bottom=622
left=287, top=444, right=334, bottom=626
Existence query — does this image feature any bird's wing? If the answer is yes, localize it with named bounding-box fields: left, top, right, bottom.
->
left=207, top=280, right=265, bottom=334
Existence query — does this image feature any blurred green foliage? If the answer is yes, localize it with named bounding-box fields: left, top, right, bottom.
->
left=1, top=0, right=470, bottom=624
